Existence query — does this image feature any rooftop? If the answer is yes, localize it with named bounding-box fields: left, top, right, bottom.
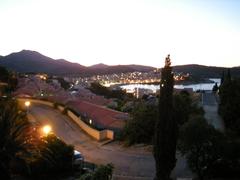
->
left=67, top=100, right=128, bottom=130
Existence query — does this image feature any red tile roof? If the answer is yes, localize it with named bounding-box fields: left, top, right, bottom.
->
left=67, top=100, right=128, bottom=129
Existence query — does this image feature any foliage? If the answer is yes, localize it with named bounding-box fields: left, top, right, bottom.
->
left=28, top=134, right=74, bottom=178
left=79, top=173, right=93, bottom=180
left=0, top=66, right=18, bottom=93
left=121, top=101, right=134, bottom=112
left=219, top=73, right=240, bottom=135
left=154, top=55, right=177, bottom=180
left=79, top=163, right=113, bottom=180
left=178, top=116, right=225, bottom=180
left=123, top=102, right=158, bottom=145
left=173, top=90, right=204, bottom=126
left=173, top=90, right=192, bottom=126
left=89, top=82, right=128, bottom=100
left=123, top=89, right=203, bottom=146
left=207, top=138, right=240, bottom=179
left=0, top=66, right=10, bottom=82
left=57, top=77, right=70, bottom=90
left=91, top=164, right=113, bottom=180
left=0, top=98, right=33, bottom=179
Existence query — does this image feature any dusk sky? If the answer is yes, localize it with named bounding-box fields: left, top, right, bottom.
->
left=0, top=0, right=239, bottom=68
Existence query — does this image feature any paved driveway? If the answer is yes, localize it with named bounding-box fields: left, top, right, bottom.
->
left=29, top=103, right=192, bottom=179
left=29, top=104, right=155, bottom=179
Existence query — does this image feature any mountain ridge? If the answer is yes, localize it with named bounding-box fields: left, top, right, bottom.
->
left=0, top=50, right=240, bottom=77
left=0, top=50, right=155, bottom=75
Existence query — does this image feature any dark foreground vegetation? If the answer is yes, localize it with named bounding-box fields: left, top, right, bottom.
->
left=0, top=66, right=18, bottom=94
left=219, top=70, right=240, bottom=135
left=123, top=61, right=240, bottom=179
left=0, top=97, right=114, bottom=180
left=0, top=66, right=113, bottom=179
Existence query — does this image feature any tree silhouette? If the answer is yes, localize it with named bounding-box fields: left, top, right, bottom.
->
left=154, top=55, right=177, bottom=180
left=0, top=98, right=33, bottom=179
left=178, top=116, right=224, bottom=180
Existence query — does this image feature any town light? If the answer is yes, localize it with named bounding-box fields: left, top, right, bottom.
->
left=25, top=101, right=31, bottom=107
left=89, top=119, right=92, bottom=125
left=25, top=101, right=31, bottom=113
left=42, top=125, right=52, bottom=136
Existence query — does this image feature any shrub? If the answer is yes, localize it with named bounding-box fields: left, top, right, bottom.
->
left=28, top=134, right=74, bottom=178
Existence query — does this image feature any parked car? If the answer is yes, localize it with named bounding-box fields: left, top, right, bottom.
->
left=73, top=150, right=84, bottom=168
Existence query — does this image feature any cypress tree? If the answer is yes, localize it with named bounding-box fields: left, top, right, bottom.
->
left=154, top=55, right=177, bottom=180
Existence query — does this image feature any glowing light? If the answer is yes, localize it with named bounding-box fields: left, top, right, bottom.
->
left=89, top=119, right=92, bottom=124
left=42, top=125, right=52, bottom=135
left=25, top=101, right=31, bottom=107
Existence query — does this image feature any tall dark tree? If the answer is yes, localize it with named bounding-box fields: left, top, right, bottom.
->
left=219, top=76, right=240, bottom=134
left=178, top=117, right=224, bottom=180
left=154, top=55, right=177, bottom=180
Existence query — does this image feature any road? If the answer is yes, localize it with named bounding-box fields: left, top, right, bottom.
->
left=29, top=103, right=192, bottom=179
left=202, top=92, right=225, bottom=131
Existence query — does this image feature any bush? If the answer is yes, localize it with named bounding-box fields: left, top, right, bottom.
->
left=79, top=164, right=113, bottom=180
left=123, top=102, right=158, bottom=145
left=0, top=98, right=33, bottom=179
left=178, top=116, right=226, bottom=180
left=219, top=78, right=240, bottom=135
left=28, top=134, right=74, bottom=178
left=92, top=164, right=113, bottom=180
left=89, top=82, right=127, bottom=100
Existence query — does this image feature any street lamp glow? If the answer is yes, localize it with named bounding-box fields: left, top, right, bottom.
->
left=42, top=125, right=52, bottom=135
left=89, top=119, right=92, bottom=125
left=25, top=101, right=31, bottom=107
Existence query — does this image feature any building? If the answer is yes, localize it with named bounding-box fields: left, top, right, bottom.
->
left=67, top=100, right=129, bottom=132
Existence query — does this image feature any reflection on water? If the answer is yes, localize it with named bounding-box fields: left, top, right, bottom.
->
left=121, top=79, right=220, bottom=92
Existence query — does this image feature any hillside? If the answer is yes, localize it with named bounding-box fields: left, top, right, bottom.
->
left=173, top=64, right=240, bottom=78
left=88, top=64, right=155, bottom=75
left=0, top=50, right=155, bottom=75
left=0, top=50, right=86, bottom=74
left=173, top=64, right=225, bottom=78
left=89, top=63, right=109, bottom=69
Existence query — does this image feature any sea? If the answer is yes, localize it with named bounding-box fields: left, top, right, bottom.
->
left=120, top=78, right=220, bottom=93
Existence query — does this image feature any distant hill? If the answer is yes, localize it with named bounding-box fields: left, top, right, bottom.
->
left=0, top=50, right=86, bottom=74
left=88, top=64, right=155, bottom=75
left=173, top=64, right=225, bottom=78
left=0, top=50, right=155, bottom=75
left=173, top=64, right=240, bottom=78
left=89, top=63, right=109, bottom=69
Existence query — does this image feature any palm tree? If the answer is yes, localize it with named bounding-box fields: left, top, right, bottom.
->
left=0, top=98, right=33, bottom=179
